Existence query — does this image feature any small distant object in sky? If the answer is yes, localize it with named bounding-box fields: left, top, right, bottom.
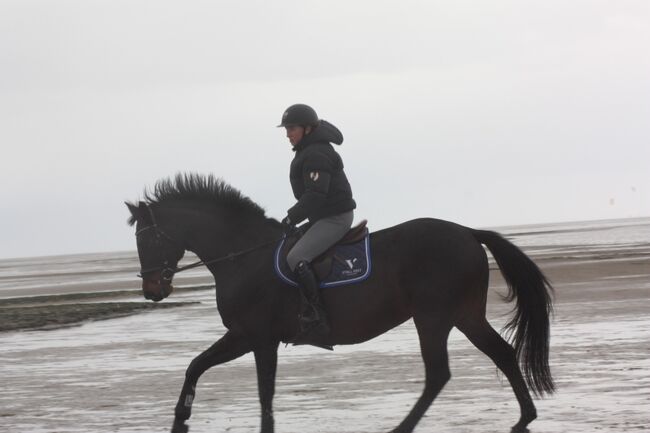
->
left=609, top=198, right=615, bottom=206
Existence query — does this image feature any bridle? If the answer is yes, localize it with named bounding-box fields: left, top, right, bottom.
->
left=135, top=204, right=287, bottom=281
left=134, top=223, right=180, bottom=282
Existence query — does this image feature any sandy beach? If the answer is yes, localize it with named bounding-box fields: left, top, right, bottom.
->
left=1, top=221, right=649, bottom=433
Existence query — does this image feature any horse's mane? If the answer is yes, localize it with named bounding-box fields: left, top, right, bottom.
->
left=127, top=173, right=266, bottom=226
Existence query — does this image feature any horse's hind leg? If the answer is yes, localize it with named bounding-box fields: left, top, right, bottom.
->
left=391, top=314, right=453, bottom=433
left=456, top=318, right=537, bottom=433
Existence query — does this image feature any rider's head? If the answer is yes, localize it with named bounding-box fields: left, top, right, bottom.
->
left=278, top=104, right=319, bottom=128
left=278, top=104, right=320, bottom=147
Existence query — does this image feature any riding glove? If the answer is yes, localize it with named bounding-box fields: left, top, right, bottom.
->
left=281, top=216, right=296, bottom=235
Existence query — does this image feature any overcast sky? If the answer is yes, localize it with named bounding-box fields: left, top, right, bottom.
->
left=1, top=1, right=649, bottom=259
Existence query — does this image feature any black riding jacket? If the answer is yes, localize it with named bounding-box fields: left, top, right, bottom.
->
left=286, top=120, right=356, bottom=225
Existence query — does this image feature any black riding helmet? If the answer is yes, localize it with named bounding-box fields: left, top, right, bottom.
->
left=277, top=104, right=319, bottom=127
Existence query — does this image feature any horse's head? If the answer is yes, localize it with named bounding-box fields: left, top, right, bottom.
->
left=126, top=202, right=185, bottom=302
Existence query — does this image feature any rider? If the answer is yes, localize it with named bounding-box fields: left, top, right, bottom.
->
left=278, top=104, right=356, bottom=336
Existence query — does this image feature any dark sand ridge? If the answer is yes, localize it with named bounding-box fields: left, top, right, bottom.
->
left=0, top=285, right=212, bottom=332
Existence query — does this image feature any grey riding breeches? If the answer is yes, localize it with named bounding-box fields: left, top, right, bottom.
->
left=286, top=211, right=354, bottom=272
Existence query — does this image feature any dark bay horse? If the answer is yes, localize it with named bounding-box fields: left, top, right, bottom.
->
left=126, top=173, right=554, bottom=433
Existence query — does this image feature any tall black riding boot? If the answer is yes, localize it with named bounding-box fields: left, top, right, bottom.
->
left=295, top=261, right=330, bottom=335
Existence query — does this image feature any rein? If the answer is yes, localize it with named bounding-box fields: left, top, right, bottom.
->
left=172, top=236, right=284, bottom=275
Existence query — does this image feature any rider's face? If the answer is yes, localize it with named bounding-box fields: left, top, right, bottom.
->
left=285, top=125, right=311, bottom=147
left=285, top=125, right=304, bottom=146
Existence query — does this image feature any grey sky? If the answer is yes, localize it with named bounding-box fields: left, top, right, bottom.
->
left=1, top=1, right=649, bottom=259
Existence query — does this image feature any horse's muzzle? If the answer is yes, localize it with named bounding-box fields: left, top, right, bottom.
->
left=142, top=275, right=174, bottom=302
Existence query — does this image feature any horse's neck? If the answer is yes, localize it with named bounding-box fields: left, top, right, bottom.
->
left=183, top=210, right=279, bottom=264
left=184, top=212, right=281, bottom=317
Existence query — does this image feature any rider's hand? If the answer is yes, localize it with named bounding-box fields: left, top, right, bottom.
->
left=281, top=216, right=296, bottom=235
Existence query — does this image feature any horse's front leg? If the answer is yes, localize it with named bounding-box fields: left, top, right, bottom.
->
left=254, top=343, right=279, bottom=433
left=172, top=330, right=251, bottom=433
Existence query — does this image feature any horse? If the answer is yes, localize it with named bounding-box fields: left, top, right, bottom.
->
left=126, top=173, right=554, bottom=433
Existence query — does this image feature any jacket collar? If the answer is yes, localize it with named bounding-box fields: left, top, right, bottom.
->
left=292, top=120, right=343, bottom=152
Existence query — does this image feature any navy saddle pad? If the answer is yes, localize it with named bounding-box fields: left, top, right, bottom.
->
left=274, top=231, right=372, bottom=288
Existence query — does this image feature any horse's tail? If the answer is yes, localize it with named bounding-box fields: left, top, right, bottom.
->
left=471, top=229, right=555, bottom=397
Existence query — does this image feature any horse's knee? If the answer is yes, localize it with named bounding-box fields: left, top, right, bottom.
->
left=185, top=356, right=202, bottom=379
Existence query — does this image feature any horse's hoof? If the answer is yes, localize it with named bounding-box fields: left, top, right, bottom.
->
left=510, top=425, right=530, bottom=433
left=171, top=420, right=189, bottom=433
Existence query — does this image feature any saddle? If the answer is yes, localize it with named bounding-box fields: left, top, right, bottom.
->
left=279, top=220, right=369, bottom=281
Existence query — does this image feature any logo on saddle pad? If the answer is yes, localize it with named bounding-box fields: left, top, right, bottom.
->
left=274, top=231, right=371, bottom=288
left=342, top=258, right=363, bottom=277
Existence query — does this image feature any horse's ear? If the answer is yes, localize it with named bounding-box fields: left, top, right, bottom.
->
left=126, top=201, right=153, bottom=226
left=125, top=201, right=146, bottom=225
left=125, top=201, right=139, bottom=218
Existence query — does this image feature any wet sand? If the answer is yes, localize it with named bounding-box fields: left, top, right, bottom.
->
left=1, top=245, right=648, bottom=433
